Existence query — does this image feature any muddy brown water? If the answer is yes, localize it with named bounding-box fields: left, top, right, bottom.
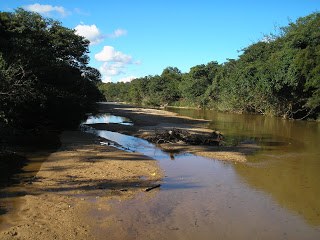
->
left=165, top=108, right=320, bottom=225
left=84, top=111, right=320, bottom=240
left=1, top=110, right=320, bottom=240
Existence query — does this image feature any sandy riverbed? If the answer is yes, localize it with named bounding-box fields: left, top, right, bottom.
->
left=0, top=103, right=257, bottom=239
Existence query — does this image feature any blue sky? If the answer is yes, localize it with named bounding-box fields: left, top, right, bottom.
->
left=1, top=1, right=319, bottom=82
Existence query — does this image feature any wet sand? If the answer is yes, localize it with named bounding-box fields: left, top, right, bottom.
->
left=0, top=102, right=257, bottom=239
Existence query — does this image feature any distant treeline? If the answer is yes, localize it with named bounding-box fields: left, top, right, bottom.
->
left=99, top=13, right=320, bottom=120
left=0, top=9, right=104, bottom=133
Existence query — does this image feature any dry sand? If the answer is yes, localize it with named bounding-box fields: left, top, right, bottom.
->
left=0, top=131, right=162, bottom=240
left=0, top=102, right=258, bottom=239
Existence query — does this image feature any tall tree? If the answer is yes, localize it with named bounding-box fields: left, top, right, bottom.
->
left=0, top=9, right=103, bottom=130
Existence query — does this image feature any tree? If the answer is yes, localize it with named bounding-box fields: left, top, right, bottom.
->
left=0, top=54, right=40, bottom=128
left=0, top=9, right=103, bottom=130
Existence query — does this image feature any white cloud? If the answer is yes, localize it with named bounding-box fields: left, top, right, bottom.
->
left=101, top=74, right=136, bottom=83
left=75, top=24, right=103, bottom=45
left=24, top=4, right=67, bottom=17
left=100, top=62, right=126, bottom=76
left=108, top=29, right=127, bottom=38
left=74, top=8, right=90, bottom=16
left=102, top=76, right=112, bottom=83
left=118, top=76, right=136, bottom=83
left=74, top=25, right=127, bottom=45
left=95, top=46, right=132, bottom=63
left=96, top=46, right=139, bottom=83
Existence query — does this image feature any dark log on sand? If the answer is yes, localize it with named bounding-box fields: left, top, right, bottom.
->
left=145, top=184, right=161, bottom=192
left=147, top=128, right=224, bottom=146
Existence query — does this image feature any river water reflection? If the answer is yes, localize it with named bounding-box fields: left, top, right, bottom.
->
left=85, top=113, right=133, bottom=125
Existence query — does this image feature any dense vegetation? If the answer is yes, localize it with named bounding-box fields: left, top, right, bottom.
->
left=99, top=13, right=320, bottom=120
left=0, top=9, right=104, bottom=133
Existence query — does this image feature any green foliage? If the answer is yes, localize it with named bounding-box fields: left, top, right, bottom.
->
left=98, top=82, right=130, bottom=102
left=98, top=12, right=320, bottom=120
left=0, top=9, right=104, bottom=130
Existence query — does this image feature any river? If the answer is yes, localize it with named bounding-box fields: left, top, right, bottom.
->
left=166, top=108, right=320, bottom=224
left=84, top=108, right=320, bottom=239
